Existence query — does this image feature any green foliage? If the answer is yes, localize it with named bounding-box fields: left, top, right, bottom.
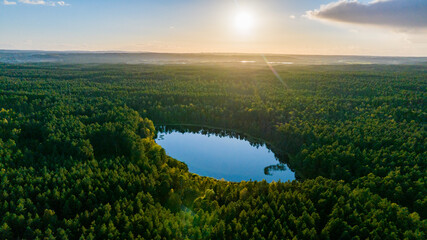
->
left=0, top=63, right=425, bottom=239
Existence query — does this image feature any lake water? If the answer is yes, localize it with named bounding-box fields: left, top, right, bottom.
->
left=156, top=130, right=295, bottom=182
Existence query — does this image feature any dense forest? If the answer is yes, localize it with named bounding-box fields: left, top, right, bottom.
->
left=0, top=63, right=425, bottom=239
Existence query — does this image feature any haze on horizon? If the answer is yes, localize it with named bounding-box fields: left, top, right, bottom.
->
left=1, top=0, right=427, bottom=57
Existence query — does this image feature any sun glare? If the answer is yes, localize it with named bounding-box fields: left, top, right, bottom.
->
left=234, top=11, right=255, bottom=32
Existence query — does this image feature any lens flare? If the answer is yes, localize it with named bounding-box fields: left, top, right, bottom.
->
left=263, top=55, right=288, bottom=90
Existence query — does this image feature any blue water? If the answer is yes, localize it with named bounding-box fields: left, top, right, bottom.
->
left=156, top=131, right=295, bottom=182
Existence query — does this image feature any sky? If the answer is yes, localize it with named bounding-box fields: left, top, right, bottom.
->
left=1, top=0, right=427, bottom=56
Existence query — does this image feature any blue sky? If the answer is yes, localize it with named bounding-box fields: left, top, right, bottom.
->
left=1, top=0, right=426, bottom=56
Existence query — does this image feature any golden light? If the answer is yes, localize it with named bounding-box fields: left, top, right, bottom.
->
left=234, top=10, right=255, bottom=32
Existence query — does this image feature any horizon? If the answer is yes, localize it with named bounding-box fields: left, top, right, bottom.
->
left=1, top=49, right=427, bottom=58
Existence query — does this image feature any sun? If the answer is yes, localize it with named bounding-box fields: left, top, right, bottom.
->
left=234, top=11, right=255, bottom=32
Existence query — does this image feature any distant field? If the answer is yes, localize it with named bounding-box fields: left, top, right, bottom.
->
left=1, top=50, right=427, bottom=65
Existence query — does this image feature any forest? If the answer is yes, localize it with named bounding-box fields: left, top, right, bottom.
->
left=0, top=62, right=425, bottom=239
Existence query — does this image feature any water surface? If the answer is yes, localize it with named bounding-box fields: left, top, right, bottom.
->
left=156, top=130, right=295, bottom=182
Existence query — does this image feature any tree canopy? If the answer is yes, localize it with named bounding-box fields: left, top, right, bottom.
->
left=0, top=63, right=425, bottom=239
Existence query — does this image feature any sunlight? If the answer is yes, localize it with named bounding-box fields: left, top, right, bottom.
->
left=234, top=10, right=255, bottom=32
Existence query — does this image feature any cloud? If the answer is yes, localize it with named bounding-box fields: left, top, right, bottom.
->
left=306, top=0, right=427, bottom=30
left=289, top=15, right=296, bottom=20
left=15, top=0, right=69, bottom=6
left=19, top=0, right=47, bottom=4
left=3, top=0, right=17, bottom=5
left=56, top=1, right=69, bottom=6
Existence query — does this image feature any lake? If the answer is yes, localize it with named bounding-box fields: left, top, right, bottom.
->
left=156, top=129, right=295, bottom=182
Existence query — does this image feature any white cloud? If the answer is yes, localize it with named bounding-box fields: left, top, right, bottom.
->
left=289, top=15, right=296, bottom=20
left=19, top=0, right=46, bottom=4
left=56, top=1, right=69, bottom=6
left=306, top=0, right=427, bottom=31
left=3, top=0, right=17, bottom=5
left=16, top=0, right=69, bottom=6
